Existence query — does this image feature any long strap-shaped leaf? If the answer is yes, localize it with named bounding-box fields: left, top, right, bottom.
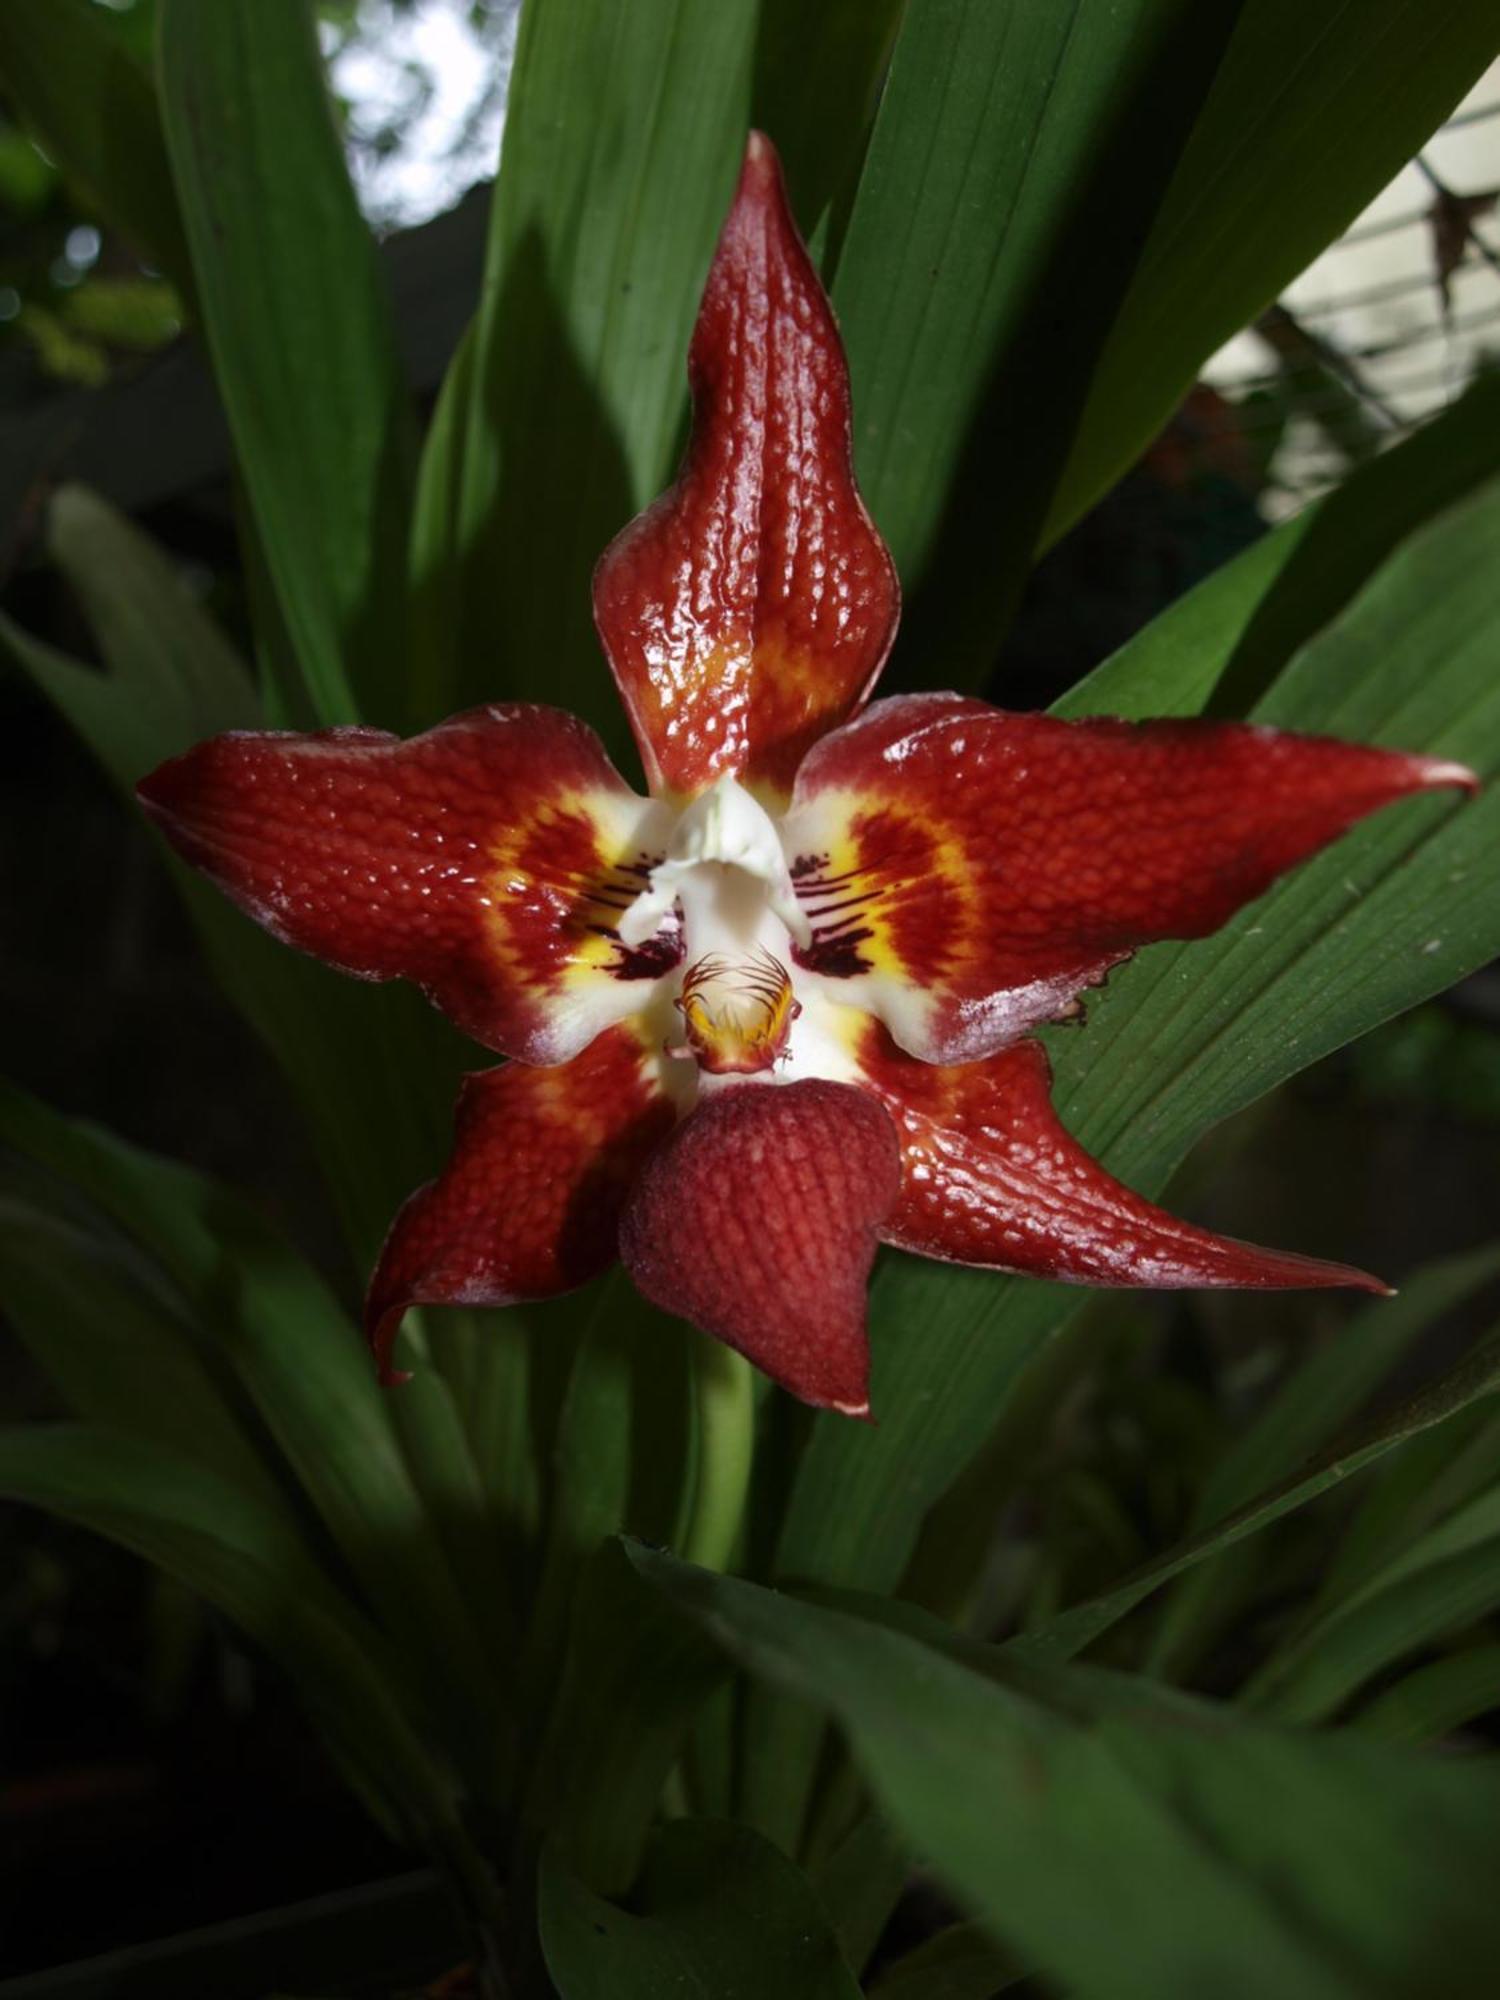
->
left=1007, top=1319, right=1500, bottom=1670
left=157, top=0, right=417, bottom=729
left=835, top=0, right=1245, bottom=687
left=638, top=1546, right=1500, bottom=2000
left=1143, top=1245, right=1500, bottom=1678
left=539, top=1818, right=863, bottom=1999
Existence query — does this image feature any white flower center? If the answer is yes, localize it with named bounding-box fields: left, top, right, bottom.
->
left=621, top=775, right=853, bottom=1083
left=618, top=773, right=809, bottom=954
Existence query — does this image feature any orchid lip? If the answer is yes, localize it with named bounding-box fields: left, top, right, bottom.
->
left=672, top=945, right=801, bottom=1075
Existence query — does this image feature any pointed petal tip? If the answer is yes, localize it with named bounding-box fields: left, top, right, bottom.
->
left=1414, top=755, right=1481, bottom=798
left=1257, top=1244, right=1391, bottom=1297
left=364, top=1294, right=411, bottom=1386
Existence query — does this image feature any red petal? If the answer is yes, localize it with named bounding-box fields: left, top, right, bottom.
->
left=138, top=705, right=679, bottom=1063
left=619, top=1079, right=902, bottom=1416
left=858, top=1023, right=1386, bottom=1296
left=593, top=132, right=899, bottom=806
left=786, top=695, right=1476, bottom=1063
left=365, top=1022, right=677, bottom=1381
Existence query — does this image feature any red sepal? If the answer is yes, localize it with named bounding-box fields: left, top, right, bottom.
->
left=138, top=705, right=676, bottom=1064
left=859, top=1025, right=1387, bottom=1296
left=619, top=1079, right=902, bottom=1415
left=365, top=1023, right=677, bottom=1382
left=787, top=695, right=1476, bottom=1063
left=593, top=132, right=898, bottom=805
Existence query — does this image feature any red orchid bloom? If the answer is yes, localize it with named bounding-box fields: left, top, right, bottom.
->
left=138, top=134, right=1474, bottom=1419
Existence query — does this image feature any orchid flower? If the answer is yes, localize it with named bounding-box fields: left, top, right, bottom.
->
left=138, top=134, right=1474, bottom=1419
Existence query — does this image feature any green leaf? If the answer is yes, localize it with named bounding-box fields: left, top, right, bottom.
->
left=868, top=1923, right=1021, bottom=2000
left=1247, top=1483, right=1500, bottom=1724
left=1008, top=1322, right=1500, bottom=1671
left=32, top=483, right=261, bottom=750
left=0, top=1187, right=283, bottom=1520
left=1047, top=0, right=1500, bottom=543
left=834, top=0, right=1244, bottom=685
left=1194, top=1252, right=1500, bottom=1531
left=0, top=0, right=191, bottom=287
left=808, top=1808, right=911, bottom=1979
left=0, top=1425, right=462, bottom=1845
left=1321, top=1399, right=1500, bottom=1609
left=750, top=0, right=905, bottom=253
left=525, top=1543, right=728, bottom=1897
left=407, top=316, right=480, bottom=726
left=539, top=1818, right=861, bottom=1999
left=1, top=486, right=464, bottom=1262
left=157, top=0, right=417, bottom=728
left=514, top=1280, right=665, bottom=1720
left=0, top=1082, right=516, bottom=1803
left=1354, top=1646, right=1500, bottom=1748
left=1145, top=1247, right=1500, bottom=1677
left=1057, top=373, right=1500, bottom=726
left=638, top=1548, right=1500, bottom=2000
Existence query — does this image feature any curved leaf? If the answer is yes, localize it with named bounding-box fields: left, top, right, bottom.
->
left=638, top=1547, right=1500, bottom=2000
left=157, top=0, right=417, bottom=727
left=540, top=1818, right=861, bottom=2000
left=834, top=0, right=1242, bottom=686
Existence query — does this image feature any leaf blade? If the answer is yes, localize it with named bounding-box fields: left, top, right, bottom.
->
left=157, top=0, right=417, bottom=726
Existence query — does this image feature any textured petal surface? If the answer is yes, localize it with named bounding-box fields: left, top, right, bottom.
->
left=785, top=695, right=1476, bottom=1063
left=619, top=1079, right=902, bottom=1416
left=138, top=705, right=679, bottom=1063
left=366, top=1022, right=678, bottom=1380
left=858, top=1022, right=1385, bottom=1296
left=593, top=132, right=898, bottom=806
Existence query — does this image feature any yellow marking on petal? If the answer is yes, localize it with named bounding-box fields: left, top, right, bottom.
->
left=793, top=791, right=981, bottom=989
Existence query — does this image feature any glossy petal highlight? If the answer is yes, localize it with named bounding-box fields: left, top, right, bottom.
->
left=859, top=1024, right=1386, bottom=1296
left=593, top=131, right=899, bottom=806
left=138, top=705, right=679, bottom=1063
left=786, top=695, right=1476, bottom=1063
left=619, top=1078, right=902, bottom=1415
left=366, top=1022, right=678, bottom=1381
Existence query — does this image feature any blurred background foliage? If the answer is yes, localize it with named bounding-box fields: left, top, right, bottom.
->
left=1, top=2, right=1499, bottom=1993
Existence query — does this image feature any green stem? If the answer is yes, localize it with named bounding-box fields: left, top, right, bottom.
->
left=678, top=1335, right=755, bottom=1572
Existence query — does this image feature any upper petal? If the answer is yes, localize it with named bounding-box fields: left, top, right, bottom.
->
left=619, top=1078, right=902, bottom=1417
left=366, top=1020, right=680, bottom=1382
left=593, top=132, right=899, bottom=807
left=138, top=704, right=680, bottom=1064
left=858, top=1023, right=1386, bottom=1296
left=784, top=694, right=1476, bottom=1064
